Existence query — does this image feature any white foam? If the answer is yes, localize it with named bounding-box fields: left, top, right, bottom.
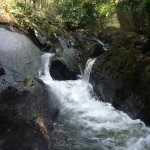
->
left=40, top=53, right=150, bottom=149
left=127, top=135, right=150, bottom=150
left=83, top=58, right=96, bottom=81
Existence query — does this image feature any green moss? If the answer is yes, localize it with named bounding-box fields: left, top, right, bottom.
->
left=99, top=47, right=145, bottom=90
left=101, top=28, right=141, bottom=49
left=14, top=2, right=32, bottom=15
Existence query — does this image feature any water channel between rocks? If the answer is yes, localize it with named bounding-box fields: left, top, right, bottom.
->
left=40, top=53, right=150, bottom=150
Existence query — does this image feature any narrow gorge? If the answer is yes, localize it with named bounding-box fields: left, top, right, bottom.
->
left=0, top=0, right=150, bottom=150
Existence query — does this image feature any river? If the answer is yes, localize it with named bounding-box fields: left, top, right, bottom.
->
left=40, top=53, right=150, bottom=150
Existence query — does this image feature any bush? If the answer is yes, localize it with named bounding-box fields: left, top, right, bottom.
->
left=52, top=0, right=116, bottom=33
left=0, top=0, right=118, bottom=34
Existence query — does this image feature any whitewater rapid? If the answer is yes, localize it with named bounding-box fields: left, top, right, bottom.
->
left=40, top=53, right=150, bottom=150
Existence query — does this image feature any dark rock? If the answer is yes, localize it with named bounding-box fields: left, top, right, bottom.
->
left=0, top=63, right=5, bottom=76
left=0, top=79, right=50, bottom=150
left=0, top=28, right=67, bottom=150
left=68, top=31, right=107, bottom=66
left=50, top=59, right=77, bottom=80
left=27, top=28, right=53, bottom=53
left=100, top=27, right=150, bottom=57
left=90, top=48, right=150, bottom=125
left=51, top=30, right=106, bottom=79
left=68, top=31, right=93, bottom=70
left=90, top=44, right=104, bottom=58
left=51, top=109, right=60, bottom=122
left=50, top=32, right=81, bottom=79
left=136, top=38, right=150, bottom=56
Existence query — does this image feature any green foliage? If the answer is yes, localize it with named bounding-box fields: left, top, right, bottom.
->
left=13, top=2, right=32, bottom=15
left=52, top=0, right=116, bottom=32
left=53, top=0, right=96, bottom=30
left=96, top=1, right=115, bottom=17
left=1, top=0, right=119, bottom=34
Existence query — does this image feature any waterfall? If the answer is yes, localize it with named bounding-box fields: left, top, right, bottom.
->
left=40, top=53, right=150, bottom=150
left=83, top=58, right=96, bottom=81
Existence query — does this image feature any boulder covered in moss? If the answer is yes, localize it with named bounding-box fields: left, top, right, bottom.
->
left=100, top=27, right=150, bottom=56
left=90, top=29, right=150, bottom=125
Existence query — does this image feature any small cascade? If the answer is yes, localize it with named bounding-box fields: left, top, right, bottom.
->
left=40, top=53, right=150, bottom=150
left=39, top=53, right=54, bottom=80
left=83, top=58, right=96, bottom=81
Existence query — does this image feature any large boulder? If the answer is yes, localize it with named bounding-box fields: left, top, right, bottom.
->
left=50, top=31, right=105, bottom=80
left=0, top=79, right=57, bottom=150
left=100, top=27, right=150, bottom=56
left=90, top=29, right=150, bottom=125
left=50, top=32, right=79, bottom=80
left=0, top=27, right=61, bottom=149
left=50, top=59, right=78, bottom=80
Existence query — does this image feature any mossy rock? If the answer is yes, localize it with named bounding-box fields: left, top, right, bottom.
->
left=116, top=0, right=150, bottom=34
left=90, top=46, right=150, bottom=125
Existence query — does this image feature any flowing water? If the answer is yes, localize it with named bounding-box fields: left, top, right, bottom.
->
left=40, top=53, right=150, bottom=150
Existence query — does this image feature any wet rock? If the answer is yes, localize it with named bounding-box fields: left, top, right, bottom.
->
left=28, top=28, right=53, bottom=53
left=49, top=32, right=81, bottom=80
left=0, top=79, right=53, bottom=150
left=90, top=44, right=104, bottom=58
left=92, top=28, right=150, bottom=125
left=135, top=38, right=150, bottom=56
left=68, top=31, right=97, bottom=69
left=100, top=27, right=150, bottom=56
left=90, top=48, right=150, bottom=125
left=0, top=28, right=64, bottom=149
left=50, top=30, right=106, bottom=80
left=50, top=59, right=77, bottom=80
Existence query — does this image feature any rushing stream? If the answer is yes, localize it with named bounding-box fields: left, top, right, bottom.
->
left=40, top=53, right=150, bottom=150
